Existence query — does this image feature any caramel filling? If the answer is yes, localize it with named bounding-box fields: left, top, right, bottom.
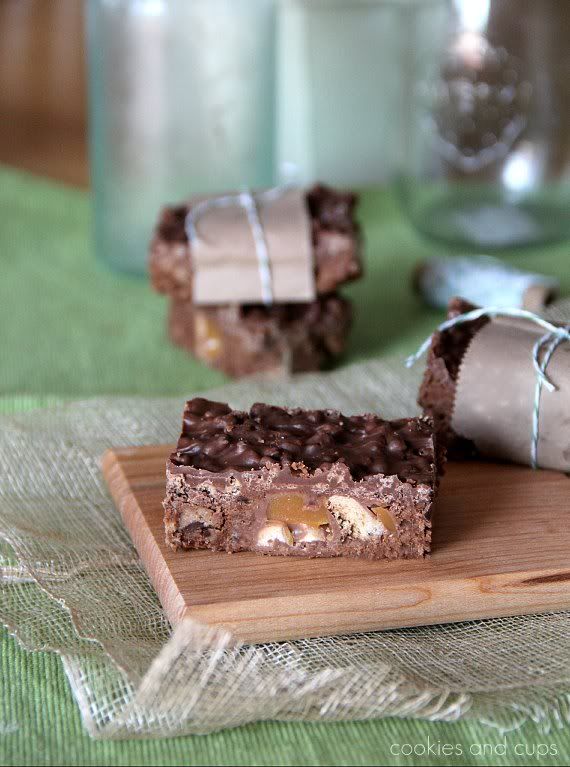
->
left=267, top=494, right=329, bottom=527
left=194, top=314, right=223, bottom=362
left=260, top=493, right=397, bottom=547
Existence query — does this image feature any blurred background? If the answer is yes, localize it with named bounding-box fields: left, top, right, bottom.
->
left=0, top=0, right=87, bottom=186
left=0, top=0, right=569, bottom=396
left=2, top=0, right=569, bottom=272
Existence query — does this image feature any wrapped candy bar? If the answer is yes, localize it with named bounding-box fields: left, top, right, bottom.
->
left=150, top=184, right=362, bottom=377
left=412, top=298, right=570, bottom=471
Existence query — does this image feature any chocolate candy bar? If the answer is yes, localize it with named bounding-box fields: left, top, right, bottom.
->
left=164, top=398, right=443, bottom=559
left=168, top=294, right=352, bottom=378
left=150, top=184, right=362, bottom=301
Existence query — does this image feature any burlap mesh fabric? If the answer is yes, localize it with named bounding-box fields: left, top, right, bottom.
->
left=2, top=302, right=570, bottom=739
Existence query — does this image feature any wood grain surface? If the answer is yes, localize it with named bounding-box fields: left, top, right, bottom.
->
left=102, top=444, right=570, bottom=644
left=0, top=0, right=88, bottom=187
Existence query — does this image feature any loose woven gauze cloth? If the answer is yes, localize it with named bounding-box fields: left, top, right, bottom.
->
left=2, top=306, right=570, bottom=739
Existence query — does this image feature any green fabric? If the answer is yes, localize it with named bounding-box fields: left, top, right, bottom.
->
left=1, top=165, right=570, bottom=765
left=1, top=627, right=568, bottom=767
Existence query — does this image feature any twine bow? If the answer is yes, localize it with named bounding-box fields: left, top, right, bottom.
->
left=185, top=186, right=293, bottom=306
left=406, top=307, right=570, bottom=469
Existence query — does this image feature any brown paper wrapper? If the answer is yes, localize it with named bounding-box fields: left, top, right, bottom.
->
left=451, top=317, right=570, bottom=471
left=192, top=188, right=315, bottom=306
left=522, top=284, right=556, bottom=312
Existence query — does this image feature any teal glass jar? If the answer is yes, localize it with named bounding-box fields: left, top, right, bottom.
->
left=86, top=0, right=276, bottom=274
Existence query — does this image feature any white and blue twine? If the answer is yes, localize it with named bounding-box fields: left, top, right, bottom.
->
left=185, top=186, right=293, bottom=307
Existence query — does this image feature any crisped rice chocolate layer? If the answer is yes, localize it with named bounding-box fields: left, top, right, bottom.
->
left=171, top=398, right=438, bottom=484
left=418, top=297, right=487, bottom=456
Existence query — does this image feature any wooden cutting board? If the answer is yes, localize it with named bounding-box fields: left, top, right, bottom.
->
left=102, top=444, right=570, bottom=644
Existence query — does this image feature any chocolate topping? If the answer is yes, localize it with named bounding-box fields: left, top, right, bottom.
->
left=306, top=184, right=358, bottom=234
left=171, top=398, right=437, bottom=484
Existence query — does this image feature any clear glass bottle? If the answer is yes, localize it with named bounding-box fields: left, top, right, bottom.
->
left=401, top=0, right=570, bottom=249
left=276, top=0, right=426, bottom=187
left=86, top=0, right=276, bottom=274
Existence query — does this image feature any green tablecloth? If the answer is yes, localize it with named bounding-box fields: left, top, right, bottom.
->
left=1, top=166, right=569, bottom=766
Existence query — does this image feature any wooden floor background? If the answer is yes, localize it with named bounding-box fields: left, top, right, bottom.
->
left=0, top=0, right=88, bottom=187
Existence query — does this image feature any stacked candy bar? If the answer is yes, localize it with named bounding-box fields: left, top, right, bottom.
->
left=150, top=185, right=362, bottom=377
